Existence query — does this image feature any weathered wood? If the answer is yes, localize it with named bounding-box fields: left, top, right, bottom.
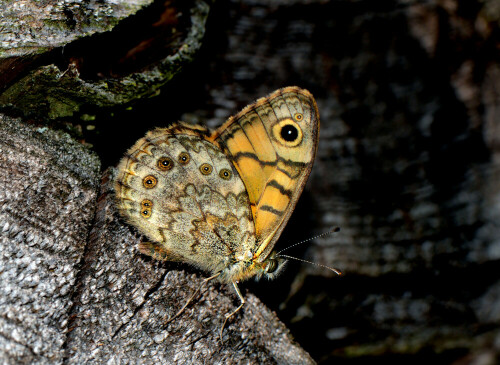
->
left=66, top=168, right=315, bottom=364
left=0, top=0, right=154, bottom=88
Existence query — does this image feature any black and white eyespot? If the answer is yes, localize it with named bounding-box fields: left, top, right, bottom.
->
left=141, top=199, right=153, bottom=208
left=272, top=118, right=303, bottom=147
left=143, top=175, right=157, bottom=189
left=219, top=169, right=232, bottom=180
left=141, top=208, right=152, bottom=218
left=178, top=152, right=190, bottom=165
left=199, top=163, right=213, bottom=175
left=157, top=157, right=174, bottom=171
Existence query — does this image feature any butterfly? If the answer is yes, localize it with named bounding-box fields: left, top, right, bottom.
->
left=114, top=86, right=320, bottom=338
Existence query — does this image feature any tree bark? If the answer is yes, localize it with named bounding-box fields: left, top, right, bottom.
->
left=0, top=115, right=100, bottom=363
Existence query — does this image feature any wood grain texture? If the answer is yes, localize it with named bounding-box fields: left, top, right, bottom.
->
left=0, top=0, right=210, bottom=119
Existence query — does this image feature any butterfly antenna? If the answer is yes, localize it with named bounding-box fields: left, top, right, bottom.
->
left=276, top=226, right=340, bottom=255
left=276, top=254, right=343, bottom=276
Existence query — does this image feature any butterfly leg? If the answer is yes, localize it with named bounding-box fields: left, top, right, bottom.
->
left=137, top=241, right=170, bottom=261
left=220, top=281, right=245, bottom=342
left=165, top=272, right=221, bottom=324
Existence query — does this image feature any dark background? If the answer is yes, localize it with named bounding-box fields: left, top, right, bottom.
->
left=6, top=0, right=498, bottom=363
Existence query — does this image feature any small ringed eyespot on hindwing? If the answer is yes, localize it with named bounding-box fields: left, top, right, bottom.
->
left=141, top=208, right=152, bottom=218
left=294, top=113, right=303, bottom=121
left=157, top=157, right=174, bottom=171
left=219, top=169, right=232, bottom=180
left=143, top=175, right=157, bottom=189
left=199, top=163, right=213, bottom=175
left=178, top=152, right=190, bottom=164
left=141, top=199, right=153, bottom=208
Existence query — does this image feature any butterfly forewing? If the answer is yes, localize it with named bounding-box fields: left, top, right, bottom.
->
left=210, top=87, right=320, bottom=261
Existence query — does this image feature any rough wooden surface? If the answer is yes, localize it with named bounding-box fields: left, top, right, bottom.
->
left=66, top=169, right=314, bottom=364
left=0, top=115, right=101, bottom=363
left=0, top=0, right=154, bottom=91
left=0, top=114, right=315, bottom=363
left=0, top=0, right=154, bottom=57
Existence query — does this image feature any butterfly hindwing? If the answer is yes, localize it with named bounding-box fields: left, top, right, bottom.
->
left=115, top=123, right=257, bottom=273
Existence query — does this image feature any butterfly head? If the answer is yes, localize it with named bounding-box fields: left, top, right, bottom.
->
left=258, top=251, right=287, bottom=280
left=223, top=250, right=287, bottom=283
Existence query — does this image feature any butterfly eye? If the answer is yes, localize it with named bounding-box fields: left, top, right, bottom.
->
left=264, top=259, right=278, bottom=274
left=219, top=169, right=232, bottom=180
left=143, top=175, right=157, bottom=189
left=157, top=157, right=174, bottom=171
left=178, top=152, right=190, bottom=165
left=200, top=163, right=213, bottom=175
left=294, top=113, right=303, bottom=121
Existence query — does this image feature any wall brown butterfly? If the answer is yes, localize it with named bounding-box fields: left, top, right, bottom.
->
left=114, top=86, right=320, bottom=338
